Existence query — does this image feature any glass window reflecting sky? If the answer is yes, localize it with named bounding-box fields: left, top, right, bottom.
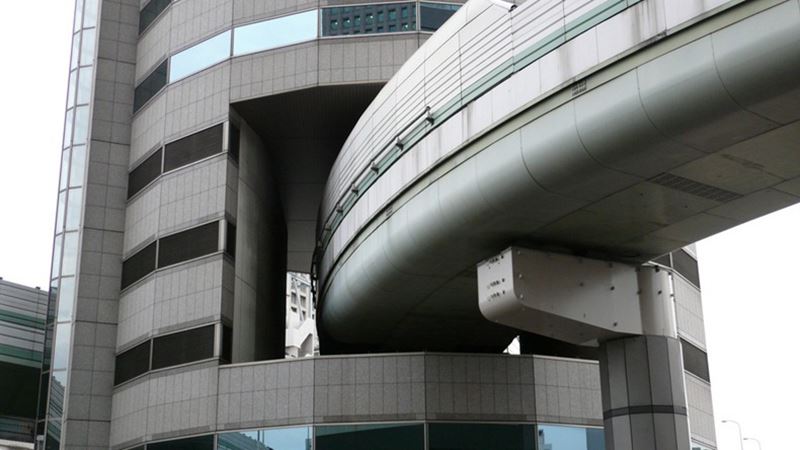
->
left=233, top=10, right=318, bottom=56
left=169, top=30, right=232, bottom=82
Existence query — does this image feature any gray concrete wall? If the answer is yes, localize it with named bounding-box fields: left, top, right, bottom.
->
left=109, top=353, right=603, bottom=449
left=231, top=118, right=286, bottom=362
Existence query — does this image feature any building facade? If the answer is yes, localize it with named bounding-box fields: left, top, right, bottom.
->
left=285, top=272, right=317, bottom=359
left=44, top=0, right=800, bottom=448
left=0, top=279, right=48, bottom=445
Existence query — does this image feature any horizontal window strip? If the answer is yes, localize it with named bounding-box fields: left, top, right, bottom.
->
left=128, top=148, right=163, bottom=199
left=151, top=324, right=215, bottom=370
left=114, top=325, right=217, bottom=386
left=157, top=221, right=220, bottom=268
left=120, top=221, right=223, bottom=291
left=0, top=343, right=43, bottom=364
left=114, top=340, right=150, bottom=385
left=134, top=60, right=168, bottom=113
left=0, top=310, right=46, bottom=329
left=163, top=124, right=224, bottom=172
left=681, top=338, right=710, bottom=382
left=139, top=0, right=171, bottom=35
left=121, top=241, right=157, bottom=290
left=673, top=249, right=701, bottom=288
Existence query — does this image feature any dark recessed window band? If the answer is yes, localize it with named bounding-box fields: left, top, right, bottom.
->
left=681, top=338, right=710, bottom=382
left=114, top=340, right=151, bottom=385
left=158, top=221, right=220, bottom=268
left=120, top=221, right=221, bottom=290
left=164, top=124, right=224, bottom=172
left=152, top=324, right=215, bottom=370
left=121, top=241, right=157, bottom=290
left=148, top=435, right=215, bottom=450
left=603, top=405, right=688, bottom=420
left=134, top=60, right=168, bottom=113
left=673, top=249, right=701, bottom=288
left=128, top=148, right=163, bottom=199
left=139, top=0, right=172, bottom=35
left=114, top=325, right=217, bottom=386
left=127, top=124, right=227, bottom=201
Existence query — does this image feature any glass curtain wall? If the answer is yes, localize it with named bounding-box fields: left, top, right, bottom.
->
left=37, top=0, right=99, bottom=447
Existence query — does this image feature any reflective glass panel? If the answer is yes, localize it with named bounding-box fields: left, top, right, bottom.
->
left=322, top=4, right=415, bottom=36
left=316, top=423, right=424, bottom=450
left=51, top=235, right=62, bottom=280
left=77, top=67, right=93, bottom=104
left=48, top=373, right=66, bottom=420
left=63, top=108, right=74, bottom=148
left=83, top=0, right=99, bottom=29
left=537, top=425, right=605, bottom=450
left=69, top=146, right=86, bottom=187
left=61, top=232, right=79, bottom=277
left=55, top=191, right=66, bottom=233
left=70, top=32, right=80, bottom=69
left=233, top=10, right=318, bottom=56
left=163, top=123, right=223, bottom=172
left=65, top=188, right=83, bottom=230
left=420, top=3, right=461, bottom=31
left=73, top=105, right=90, bottom=145
left=57, top=277, right=75, bottom=322
left=672, top=249, right=700, bottom=287
left=59, top=150, right=70, bottom=190
left=80, top=28, right=96, bottom=66
left=218, top=426, right=312, bottom=450
left=429, top=423, right=535, bottom=450
left=157, top=221, right=220, bottom=268
left=52, top=324, right=72, bottom=370
left=66, top=70, right=77, bottom=108
left=73, top=0, right=84, bottom=32
left=170, top=30, right=231, bottom=82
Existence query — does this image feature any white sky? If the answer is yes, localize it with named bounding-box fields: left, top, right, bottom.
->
left=0, top=2, right=797, bottom=449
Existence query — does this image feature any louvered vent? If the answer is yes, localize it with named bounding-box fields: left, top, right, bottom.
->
left=649, top=173, right=741, bottom=203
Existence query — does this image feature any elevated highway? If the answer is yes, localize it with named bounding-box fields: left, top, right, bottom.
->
left=316, top=0, right=800, bottom=351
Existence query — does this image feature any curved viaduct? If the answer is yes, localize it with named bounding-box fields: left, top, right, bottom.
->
left=317, top=0, right=800, bottom=351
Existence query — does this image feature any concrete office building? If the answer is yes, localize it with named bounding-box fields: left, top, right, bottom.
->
left=0, top=279, right=48, bottom=445
left=39, top=0, right=800, bottom=449
left=285, top=272, right=317, bottom=359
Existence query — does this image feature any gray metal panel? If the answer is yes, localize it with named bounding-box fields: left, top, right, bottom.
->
left=712, top=0, right=800, bottom=124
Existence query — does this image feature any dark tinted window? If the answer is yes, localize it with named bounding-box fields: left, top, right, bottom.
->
left=221, top=325, right=232, bottom=363
left=322, top=3, right=417, bottom=36
left=163, top=124, right=223, bottom=172
left=134, top=60, right=168, bottom=113
left=139, top=0, right=171, bottom=34
left=420, top=3, right=461, bottom=31
left=151, top=325, right=215, bottom=370
left=157, top=221, right=220, bottom=268
left=225, top=222, right=236, bottom=258
left=429, top=423, right=534, bottom=450
left=229, top=123, right=240, bottom=163
left=673, top=249, right=700, bottom=287
left=148, top=435, right=214, bottom=450
left=681, top=338, right=710, bottom=382
left=114, top=341, right=151, bottom=385
left=316, top=424, right=424, bottom=450
left=128, top=148, right=163, bottom=198
left=121, top=241, right=157, bottom=289
left=652, top=253, right=671, bottom=267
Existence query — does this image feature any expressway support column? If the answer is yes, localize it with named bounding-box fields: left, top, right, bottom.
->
left=598, top=267, right=691, bottom=450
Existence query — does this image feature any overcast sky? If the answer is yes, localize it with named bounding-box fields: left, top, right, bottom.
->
left=0, top=2, right=797, bottom=449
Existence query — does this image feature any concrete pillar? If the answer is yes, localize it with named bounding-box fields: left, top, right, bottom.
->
left=598, top=266, right=691, bottom=450
left=599, top=335, right=690, bottom=450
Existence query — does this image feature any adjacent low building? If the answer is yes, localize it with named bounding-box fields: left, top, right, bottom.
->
left=0, top=279, right=48, bottom=445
